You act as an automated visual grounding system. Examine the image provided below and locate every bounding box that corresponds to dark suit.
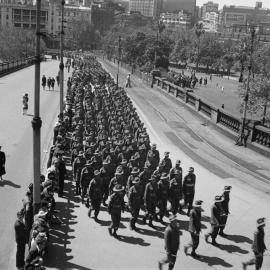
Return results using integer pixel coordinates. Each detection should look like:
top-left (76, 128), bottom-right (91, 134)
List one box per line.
top-left (0, 150), bottom-right (6, 177)
top-left (14, 219), bottom-right (26, 268)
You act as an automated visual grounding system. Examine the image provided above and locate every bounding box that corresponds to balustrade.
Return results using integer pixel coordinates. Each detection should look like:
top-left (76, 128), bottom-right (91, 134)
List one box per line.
top-left (218, 111), bottom-right (240, 133)
top-left (199, 100), bottom-right (212, 118)
top-left (253, 126), bottom-right (270, 148)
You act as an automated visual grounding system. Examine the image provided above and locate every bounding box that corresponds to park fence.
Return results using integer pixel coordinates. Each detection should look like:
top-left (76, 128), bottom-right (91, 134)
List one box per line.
top-left (0, 56), bottom-right (45, 78)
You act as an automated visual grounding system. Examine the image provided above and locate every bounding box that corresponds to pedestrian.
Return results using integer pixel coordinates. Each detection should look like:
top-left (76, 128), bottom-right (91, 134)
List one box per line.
top-left (72, 151), bottom-right (86, 195)
top-left (41, 75), bottom-right (46, 90)
top-left (221, 104), bottom-right (225, 109)
top-left (219, 186), bottom-right (232, 237)
top-left (221, 86), bottom-right (224, 92)
top-left (158, 215), bottom-right (180, 270)
top-left (47, 77), bottom-right (51, 90)
top-left (168, 172), bottom-right (182, 215)
top-left (199, 77), bottom-right (202, 86)
top-left (56, 73), bottom-right (60, 86)
top-left (128, 177), bottom-right (143, 230)
top-left (108, 184), bottom-right (125, 238)
top-left (184, 200), bottom-right (203, 258)
top-left (183, 167), bottom-right (196, 216)
top-left (88, 170), bottom-right (103, 221)
top-left (157, 172), bottom-right (169, 223)
top-left (14, 210), bottom-right (26, 270)
top-left (205, 195), bottom-right (225, 246)
top-left (51, 77), bottom-right (55, 90)
top-left (126, 73), bottom-right (131, 88)
top-left (242, 217), bottom-right (267, 270)
top-left (204, 77), bottom-right (207, 86)
top-left (22, 93), bottom-right (29, 115)
top-left (0, 145), bottom-right (6, 182)
top-left (210, 74), bottom-right (212, 81)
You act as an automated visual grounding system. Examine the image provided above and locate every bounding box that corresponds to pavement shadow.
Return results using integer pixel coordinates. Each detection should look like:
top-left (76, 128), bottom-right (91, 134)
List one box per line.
top-left (226, 234), bottom-right (253, 244)
top-left (201, 215), bottom-right (210, 223)
top-left (217, 243), bottom-right (249, 254)
top-left (194, 254), bottom-right (233, 267)
top-left (65, 261), bottom-right (94, 270)
top-left (117, 234), bottom-right (150, 246)
top-left (136, 227), bottom-right (164, 239)
top-left (179, 220), bottom-right (189, 231)
top-left (0, 179), bottom-right (21, 188)
top-left (43, 167), bottom-right (79, 269)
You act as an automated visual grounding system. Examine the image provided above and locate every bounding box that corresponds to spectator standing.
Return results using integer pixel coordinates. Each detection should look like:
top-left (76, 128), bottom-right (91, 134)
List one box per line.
top-left (14, 210), bottom-right (26, 270)
top-left (0, 145), bottom-right (6, 182)
top-left (41, 75), bottom-right (46, 90)
top-left (22, 93), bottom-right (29, 115)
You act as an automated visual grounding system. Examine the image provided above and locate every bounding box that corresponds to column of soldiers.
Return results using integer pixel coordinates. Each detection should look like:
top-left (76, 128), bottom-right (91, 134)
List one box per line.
top-left (64, 54), bottom-right (266, 270)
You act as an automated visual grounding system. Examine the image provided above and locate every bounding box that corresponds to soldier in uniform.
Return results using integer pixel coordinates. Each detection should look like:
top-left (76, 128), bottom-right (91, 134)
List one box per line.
top-left (88, 170), bottom-right (103, 221)
top-left (160, 152), bottom-right (172, 174)
top-left (205, 195), bottom-right (225, 246)
top-left (147, 144), bottom-right (160, 173)
top-left (169, 160), bottom-right (182, 186)
top-left (128, 177), bottom-right (144, 230)
top-left (109, 166), bottom-right (124, 195)
top-left (72, 151), bottom-right (86, 195)
top-left (158, 215), bottom-right (180, 270)
top-left (126, 167), bottom-right (140, 194)
top-left (219, 186), bottom-right (232, 237)
top-left (100, 158), bottom-right (111, 206)
top-left (143, 176), bottom-right (158, 226)
top-left (108, 184), bottom-right (125, 238)
top-left (168, 175), bottom-right (182, 215)
top-left (183, 167), bottom-right (196, 216)
top-left (157, 172), bottom-right (170, 223)
top-left (242, 218), bottom-right (267, 270)
top-left (184, 200), bottom-right (203, 258)
top-left (80, 161), bottom-right (93, 204)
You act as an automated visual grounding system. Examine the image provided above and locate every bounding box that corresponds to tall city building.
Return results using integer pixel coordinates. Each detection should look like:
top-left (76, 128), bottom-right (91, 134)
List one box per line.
top-left (201, 1), bottom-right (218, 18)
top-left (128, 0), bottom-right (162, 18)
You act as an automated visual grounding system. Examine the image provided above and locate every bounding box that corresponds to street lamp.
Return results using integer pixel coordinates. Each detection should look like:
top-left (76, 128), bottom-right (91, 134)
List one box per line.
top-left (154, 20), bottom-right (165, 69)
top-left (239, 26), bottom-right (256, 144)
top-left (32, 0), bottom-right (42, 214)
top-left (59, 0), bottom-right (65, 117)
top-left (194, 22), bottom-right (205, 71)
top-left (116, 35), bottom-right (121, 89)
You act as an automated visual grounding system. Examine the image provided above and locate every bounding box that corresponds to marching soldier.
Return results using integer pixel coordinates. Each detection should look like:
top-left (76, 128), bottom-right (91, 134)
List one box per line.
top-left (128, 177), bottom-right (144, 230)
top-left (100, 158), bottom-right (111, 206)
top-left (183, 167), bottom-right (196, 216)
top-left (219, 186), bottom-right (232, 237)
top-left (169, 160), bottom-right (182, 186)
top-left (158, 215), bottom-right (180, 270)
top-left (184, 200), bottom-right (203, 258)
top-left (205, 195), bottom-right (225, 246)
top-left (109, 166), bottom-right (124, 195)
top-left (242, 218), bottom-right (267, 270)
top-left (143, 176), bottom-right (158, 226)
top-left (168, 175), bottom-right (182, 215)
top-left (126, 167), bottom-right (140, 194)
top-left (80, 161), bottom-right (93, 204)
top-left (147, 144), bottom-right (160, 173)
top-left (88, 170), bottom-right (103, 221)
top-left (157, 173), bottom-right (170, 223)
top-left (73, 151), bottom-right (86, 195)
top-left (108, 185), bottom-right (125, 238)
top-left (139, 162), bottom-right (151, 192)
top-left (160, 152), bottom-right (172, 174)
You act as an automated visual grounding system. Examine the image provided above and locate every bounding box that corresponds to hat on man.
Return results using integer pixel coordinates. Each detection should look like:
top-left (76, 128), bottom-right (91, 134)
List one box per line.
top-left (94, 170), bottom-right (100, 176)
top-left (176, 160), bottom-right (181, 165)
top-left (37, 209), bottom-right (48, 218)
top-left (78, 151), bottom-right (84, 157)
top-left (194, 200), bottom-right (203, 207)
top-left (152, 144), bottom-right (157, 149)
top-left (214, 195), bottom-right (224, 202)
top-left (121, 159), bottom-right (127, 165)
top-left (115, 166), bottom-right (123, 175)
top-left (189, 167), bottom-right (194, 173)
top-left (160, 172), bottom-right (169, 180)
top-left (168, 214), bottom-right (177, 223)
top-left (132, 177), bottom-right (140, 184)
top-left (113, 184), bottom-right (124, 192)
top-left (257, 217), bottom-right (266, 227)
top-left (131, 167), bottom-right (140, 175)
top-left (224, 186), bottom-right (232, 192)
top-left (165, 152), bottom-right (170, 157)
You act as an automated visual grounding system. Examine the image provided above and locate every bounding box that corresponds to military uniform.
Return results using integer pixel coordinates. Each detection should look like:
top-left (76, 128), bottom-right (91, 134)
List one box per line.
top-left (128, 180), bottom-right (144, 230)
top-left (183, 168), bottom-right (196, 216)
top-left (157, 173), bottom-right (170, 222)
top-left (219, 186), bottom-right (231, 236)
top-left (169, 178), bottom-right (182, 215)
top-left (80, 164), bottom-right (93, 203)
top-left (73, 153), bottom-right (86, 194)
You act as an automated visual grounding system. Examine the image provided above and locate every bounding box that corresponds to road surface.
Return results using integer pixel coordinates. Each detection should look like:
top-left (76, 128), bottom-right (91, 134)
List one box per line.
top-left (0, 58), bottom-right (71, 269)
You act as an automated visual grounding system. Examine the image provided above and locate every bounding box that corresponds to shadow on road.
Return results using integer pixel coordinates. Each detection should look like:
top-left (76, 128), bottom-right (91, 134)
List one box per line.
top-left (217, 243), bottom-right (249, 254)
top-left (0, 179), bottom-right (21, 188)
top-left (117, 234), bottom-right (150, 246)
top-left (136, 227), bottom-right (164, 239)
top-left (194, 254), bottom-right (233, 267)
top-left (226, 234), bottom-right (253, 244)
top-left (43, 166), bottom-right (79, 269)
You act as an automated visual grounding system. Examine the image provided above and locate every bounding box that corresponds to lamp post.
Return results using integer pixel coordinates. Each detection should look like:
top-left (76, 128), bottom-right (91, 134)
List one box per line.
top-left (194, 22), bottom-right (205, 72)
top-left (116, 35), bottom-right (121, 89)
top-left (32, 0), bottom-right (42, 214)
top-left (239, 26), bottom-right (256, 144)
top-left (154, 20), bottom-right (165, 69)
top-left (59, 0), bottom-right (65, 118)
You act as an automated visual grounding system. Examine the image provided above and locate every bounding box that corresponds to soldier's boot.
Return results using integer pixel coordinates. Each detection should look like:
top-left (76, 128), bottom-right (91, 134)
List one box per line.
top-left (108, 227), bottom-right (113, 236)
top-left (204, 234), bottom-right (210, 243)
top-left (211, 238), bottom-right (219, 247)
top-left (142, 216), bottom-right (147, 225)
top-left (81, 195), bottom-right (84, 204)
top-left (88, 208), bottom-right (92, 218)
top-left (94, 210), bottom-right (99, 221)
top-left (191, 249), bottom-right (200, 258)
top-left (242, 262), bottom-right (247, 270)
top-left (113, 229), bottom-right (118, 238)
top-left (219, 228), bottom-right (227, 237)
top-left (183, 245), bottom-right (189, 255)
top-left (149, 217), bottom-right (153, 227)
top-left (129, 220), bottom-right (134, 231)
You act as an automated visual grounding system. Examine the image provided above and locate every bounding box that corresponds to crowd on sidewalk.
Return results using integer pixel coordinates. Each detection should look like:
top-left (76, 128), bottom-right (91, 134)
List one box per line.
top-left (12, 53), bottom-right (267, 270)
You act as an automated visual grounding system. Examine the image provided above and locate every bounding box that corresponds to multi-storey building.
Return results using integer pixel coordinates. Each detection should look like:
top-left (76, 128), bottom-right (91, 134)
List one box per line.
top-left (201, 11), bottom-right (219, 32)
top-left (128, 0), bottom-right (162, 18)
top-left (201, 1), bottom-right (218, 19)
top-left (160, 11), bottom-right (191, 30)
top-left (162, 0), bottom-right (196, 18)
top-left (0, 0), bottom-right (48, 30)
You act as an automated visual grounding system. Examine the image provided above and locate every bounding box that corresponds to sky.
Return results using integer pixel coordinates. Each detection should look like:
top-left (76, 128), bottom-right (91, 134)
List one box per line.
top-left (196, 0), bottom-right (270, 9)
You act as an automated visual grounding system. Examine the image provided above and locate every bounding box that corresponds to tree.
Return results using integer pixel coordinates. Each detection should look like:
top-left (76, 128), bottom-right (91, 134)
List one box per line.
top-left (194, 22), bottom-right (205, 70)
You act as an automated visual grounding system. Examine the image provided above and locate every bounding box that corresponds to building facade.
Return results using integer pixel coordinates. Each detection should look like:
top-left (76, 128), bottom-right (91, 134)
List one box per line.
top-left (160, 11), bottom-right (191, 30)
top-left (201, 1), bottom-right (218, 19)
top-left (128, 0), bottom-right (162, 18)
top-left (162, 0), bottom-right (196, 17)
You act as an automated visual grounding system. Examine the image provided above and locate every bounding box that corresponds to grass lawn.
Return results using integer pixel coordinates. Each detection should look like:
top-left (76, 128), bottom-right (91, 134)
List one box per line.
top-left (170, 67), bottom-right (262, 120)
